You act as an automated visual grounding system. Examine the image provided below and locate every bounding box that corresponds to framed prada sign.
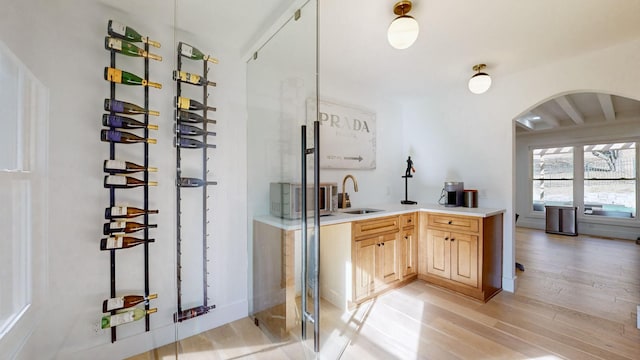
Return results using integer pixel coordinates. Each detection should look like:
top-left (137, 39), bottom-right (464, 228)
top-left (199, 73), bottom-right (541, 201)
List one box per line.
top-left (307, 99), bottom-right (376, 169)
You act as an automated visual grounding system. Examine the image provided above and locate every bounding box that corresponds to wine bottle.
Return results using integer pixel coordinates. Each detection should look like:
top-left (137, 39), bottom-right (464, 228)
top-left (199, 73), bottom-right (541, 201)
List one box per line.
top-left (102, 114), bottom-right (159, 130)
top-left (177, 110), bottom-right (216, 125)
top-left (172, 70), bottom-right (216, 87)
top-left (176, 137), bottom-right (216, 149)
top-left (104, 67), bottom-right (162, 89)
top-left (104, 37), bottom-right (162, 61)
top-left (179, 42), bottom-right (218, 64)
top-left (107, 20), bottom-right (160, 48)
top-left (175, 124), bottom-right (216, 137)
top-left (104, 99), bottom-right (160, 116)
top-left (100, 235), bottom-right (155, 251)
top-left (103, 160), bottom-right (157, 174)
top-left (176, 96), bottom-right (216, 112)
top-left (104, 175), bottom-right (158, 189)
top-left (101, 129), bottom-right (157, 144)
top-left (103, 221), bottom-right (158, 235)
top-left (101, 307), bottom-right (157, 329)
top-left (177, 177), bottom-right (217, 187)
top-left (102, 294), bottom-right (158, 313)
top-left (105, 206), bottom-right (158, 220)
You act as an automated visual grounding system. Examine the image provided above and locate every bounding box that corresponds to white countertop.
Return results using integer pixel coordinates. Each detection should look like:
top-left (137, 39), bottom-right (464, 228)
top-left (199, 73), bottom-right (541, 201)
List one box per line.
top-left (253, 203), bottom-right (505, 231)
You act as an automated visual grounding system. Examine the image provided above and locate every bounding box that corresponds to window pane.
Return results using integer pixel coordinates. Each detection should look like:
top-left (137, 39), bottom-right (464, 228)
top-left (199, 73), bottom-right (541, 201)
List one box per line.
top-left (583, 143), bottom-right (636, 218)
top-left (533, 147), bottom-right (573, 179)
top-left (532, 147), bottom-right (573, 211)
top-left (533, 179), bottom-right (573, 211)
top-left (0, 178), bottom-right (30, 335)
top-left (0, 44), bottom-right (20, 171)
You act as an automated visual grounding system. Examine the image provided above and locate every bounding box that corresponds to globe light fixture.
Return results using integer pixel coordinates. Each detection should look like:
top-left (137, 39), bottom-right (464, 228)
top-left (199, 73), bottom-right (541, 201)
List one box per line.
top-left (468, 64), bottom-right (492, 94)
top-left (387, 1), bottom-right (419, 50)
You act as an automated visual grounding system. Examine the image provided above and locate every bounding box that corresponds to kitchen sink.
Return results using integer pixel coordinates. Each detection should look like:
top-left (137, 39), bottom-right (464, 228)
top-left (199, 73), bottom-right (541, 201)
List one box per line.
top-left (341, 208), bottom-right (384, 215)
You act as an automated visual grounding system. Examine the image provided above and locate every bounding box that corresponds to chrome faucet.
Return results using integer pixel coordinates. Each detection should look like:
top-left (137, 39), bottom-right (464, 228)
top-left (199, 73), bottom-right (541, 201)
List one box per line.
top-left (340, 174), bottom-right (358, 208)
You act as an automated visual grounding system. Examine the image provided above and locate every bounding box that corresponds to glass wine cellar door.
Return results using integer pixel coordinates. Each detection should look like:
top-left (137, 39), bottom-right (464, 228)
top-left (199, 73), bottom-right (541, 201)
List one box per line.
top-left (247, 1), bottom-right (348, 358)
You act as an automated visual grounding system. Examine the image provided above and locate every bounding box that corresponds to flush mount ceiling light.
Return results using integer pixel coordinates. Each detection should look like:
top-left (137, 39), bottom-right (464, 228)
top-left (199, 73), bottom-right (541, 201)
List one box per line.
top-left (387, 1), bottom-right (419, 50)
top-left (468, 64), bottom-right (492, 94)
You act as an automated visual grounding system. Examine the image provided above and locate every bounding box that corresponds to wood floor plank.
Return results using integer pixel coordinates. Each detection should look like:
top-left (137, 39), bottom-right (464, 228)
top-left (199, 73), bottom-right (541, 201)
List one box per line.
top-left (128, 228), bottom-right (640, 360)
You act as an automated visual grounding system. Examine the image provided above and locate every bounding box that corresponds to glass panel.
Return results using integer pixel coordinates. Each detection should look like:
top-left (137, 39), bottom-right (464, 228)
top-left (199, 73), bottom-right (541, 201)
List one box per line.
top-left (532, 147), bottom-right (574, 211)
top-left (0, 178), bottom-right (30, 338)
top-left (532, 180), bottom-right (573, 209)
top-left (583, 143), bottom-right (636, 218)
top-left (0, 44), bottom-right (20, 171)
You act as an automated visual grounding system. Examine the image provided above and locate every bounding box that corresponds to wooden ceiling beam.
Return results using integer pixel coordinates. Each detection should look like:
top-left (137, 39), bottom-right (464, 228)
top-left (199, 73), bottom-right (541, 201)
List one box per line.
top-left (597, 93), bottom-right (616, 122)
top-left (516, 119), bottom-right (534, 131)
top-left (554, 96), bottom-right (584, 124)
top-left (531, 109), bottom-right (559, 127)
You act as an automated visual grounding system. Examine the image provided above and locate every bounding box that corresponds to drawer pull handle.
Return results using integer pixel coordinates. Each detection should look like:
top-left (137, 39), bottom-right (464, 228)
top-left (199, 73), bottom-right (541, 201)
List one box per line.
top-left (445, 237), bottom-right (449, 241)
top-left (407, 219), bottom-right (412, 223)
top-left (404, 236), bottom-right (409, 240)
top-left (448, 220), bottom-right (452, 224)
top-left (451, 238), bottom-right (455, 242)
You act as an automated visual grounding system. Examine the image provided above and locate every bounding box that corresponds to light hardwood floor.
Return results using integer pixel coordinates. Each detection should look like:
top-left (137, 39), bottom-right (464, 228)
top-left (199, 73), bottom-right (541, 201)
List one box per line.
top-left (128, 227), bottom-right (640, 359)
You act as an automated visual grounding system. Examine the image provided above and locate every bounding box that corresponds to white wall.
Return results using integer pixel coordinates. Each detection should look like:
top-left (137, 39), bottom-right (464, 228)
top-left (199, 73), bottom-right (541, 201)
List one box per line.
top-left (0, 1), bottom-right (248, 359)
top-left (515, 120), bottom-right (640, 239)
top-left (402, 38), bottom-right (640, 292)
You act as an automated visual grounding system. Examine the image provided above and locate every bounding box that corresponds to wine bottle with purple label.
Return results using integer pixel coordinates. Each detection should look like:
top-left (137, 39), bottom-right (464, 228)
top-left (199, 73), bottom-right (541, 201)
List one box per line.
top-left (101, 129), bottom-right (157, 144)
top-left (103, 114), bottom-right (158, 130)
top-left (104, 99), bottom-right (159, 116)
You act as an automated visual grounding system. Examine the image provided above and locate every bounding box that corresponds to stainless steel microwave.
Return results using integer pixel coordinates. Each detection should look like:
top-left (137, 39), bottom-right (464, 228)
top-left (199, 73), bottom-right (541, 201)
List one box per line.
top-left (270, 182), bottom-right (338, 219)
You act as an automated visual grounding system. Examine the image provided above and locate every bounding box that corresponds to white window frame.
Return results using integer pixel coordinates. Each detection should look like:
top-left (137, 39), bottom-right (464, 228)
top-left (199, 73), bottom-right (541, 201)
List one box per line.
top-left (0, 40), bottom-right (48, 356)
top-left (529, 140), bottom-right (639, 225)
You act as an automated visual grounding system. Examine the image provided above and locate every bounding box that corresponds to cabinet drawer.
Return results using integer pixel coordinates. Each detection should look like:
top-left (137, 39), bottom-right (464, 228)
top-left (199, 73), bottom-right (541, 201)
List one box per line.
top-left (400, 213), bottom-right (416, 228)
top-left (428, 214), bottom-right (479, 233)
top-left (353, 216), bottom-right (399, 239)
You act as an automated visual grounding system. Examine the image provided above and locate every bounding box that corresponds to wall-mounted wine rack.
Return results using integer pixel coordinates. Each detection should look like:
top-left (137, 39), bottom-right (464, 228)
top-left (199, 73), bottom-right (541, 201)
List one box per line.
top-left (173, 42), bottom-right (218, 322)
top-left (100, 20), bottom-right (160, 342)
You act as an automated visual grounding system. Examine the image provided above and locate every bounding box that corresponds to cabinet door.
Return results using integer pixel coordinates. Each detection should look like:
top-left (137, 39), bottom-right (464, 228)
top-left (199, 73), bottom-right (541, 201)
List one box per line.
top-left (377, 233), bottom-right (400, 288)
top-left (450, 232), bottom-right (478, 287)
top-left (401, 229), bottom-right (417, 278)
top-left (354, 237), bottom-right (377, 301)
top-left (426, 229), bottom-right (450, 279)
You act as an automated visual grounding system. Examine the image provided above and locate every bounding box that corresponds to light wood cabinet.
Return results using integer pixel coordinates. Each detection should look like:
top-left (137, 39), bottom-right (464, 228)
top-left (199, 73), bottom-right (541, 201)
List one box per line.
top-left (400, 213), bottom-right (418, 278)
top-left (353, 230), bottom-right (400, 301)
top-left (419, 212), bottom-right (502, 302)
top-left (352, 213), bottom-right (416, 305)
top-left (425, 229), bottom-right (478, 287)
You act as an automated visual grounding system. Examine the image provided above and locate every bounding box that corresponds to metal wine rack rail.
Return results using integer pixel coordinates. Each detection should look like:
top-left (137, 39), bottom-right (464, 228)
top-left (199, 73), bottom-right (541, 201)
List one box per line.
top-left (102, 22), bottom-right (157, 343)
top-left (174, 42), bottom-right (217, 322)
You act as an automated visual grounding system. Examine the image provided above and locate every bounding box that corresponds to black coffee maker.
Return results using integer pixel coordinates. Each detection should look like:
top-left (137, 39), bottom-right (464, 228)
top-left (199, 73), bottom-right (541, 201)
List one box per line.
top-left (439, 181), bottom-right (464, 207)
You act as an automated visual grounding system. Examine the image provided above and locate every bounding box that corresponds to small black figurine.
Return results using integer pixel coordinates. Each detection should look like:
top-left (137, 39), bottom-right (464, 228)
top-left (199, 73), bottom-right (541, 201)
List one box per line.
top-left (401, 156), bottom-right (417, 205)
